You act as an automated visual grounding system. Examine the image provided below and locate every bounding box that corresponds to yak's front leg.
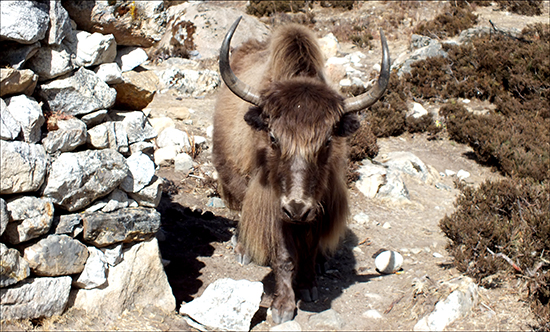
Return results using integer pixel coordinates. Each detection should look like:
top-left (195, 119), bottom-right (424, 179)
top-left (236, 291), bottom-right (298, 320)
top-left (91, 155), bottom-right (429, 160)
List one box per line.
top-left (295, 225), bottom-right (320, 303)
top-left (271, 223), bottom-right (298, 324)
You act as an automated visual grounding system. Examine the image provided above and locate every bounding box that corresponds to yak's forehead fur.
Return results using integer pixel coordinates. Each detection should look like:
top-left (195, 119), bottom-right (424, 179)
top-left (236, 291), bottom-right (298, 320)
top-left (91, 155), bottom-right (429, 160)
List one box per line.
top-left (261, 77), bottom-right (345, 160)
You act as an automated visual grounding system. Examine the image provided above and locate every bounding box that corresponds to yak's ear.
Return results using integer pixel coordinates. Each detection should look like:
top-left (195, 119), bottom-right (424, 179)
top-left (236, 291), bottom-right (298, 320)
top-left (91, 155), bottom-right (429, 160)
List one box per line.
top-left (244, 106), bottom-right (268, 131)
top-left (335, 113), bottom-right (360, 137)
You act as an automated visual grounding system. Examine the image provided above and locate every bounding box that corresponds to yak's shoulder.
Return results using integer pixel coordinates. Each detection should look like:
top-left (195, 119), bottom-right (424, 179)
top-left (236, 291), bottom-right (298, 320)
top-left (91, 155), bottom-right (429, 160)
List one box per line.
top-left (230, 39), bottom-right (269, 73)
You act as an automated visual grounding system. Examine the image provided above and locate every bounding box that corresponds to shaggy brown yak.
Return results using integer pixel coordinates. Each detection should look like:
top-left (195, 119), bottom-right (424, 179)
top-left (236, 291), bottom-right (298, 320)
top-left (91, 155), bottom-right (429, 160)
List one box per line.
top-left (213, 17), bottom-right (390, 323)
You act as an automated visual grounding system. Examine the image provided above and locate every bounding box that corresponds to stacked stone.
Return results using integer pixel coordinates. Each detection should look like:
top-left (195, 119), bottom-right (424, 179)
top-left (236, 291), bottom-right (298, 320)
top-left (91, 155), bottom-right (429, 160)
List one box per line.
top-left (0, 0), bottom-right (174, 321)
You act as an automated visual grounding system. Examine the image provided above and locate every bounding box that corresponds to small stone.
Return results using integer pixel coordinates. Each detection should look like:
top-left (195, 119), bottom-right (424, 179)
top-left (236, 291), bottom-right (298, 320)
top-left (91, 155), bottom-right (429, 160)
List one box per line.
top-left (382, 222), bottom-right (391, 229)
top-left (445, 169), bottom-right (456, 177)
top-left (433, 252), bottom-right (444, 258)
top-left (3, 196), bottom-right (54, 244)
top-left (73, 246), bottom-right (107, 289)
top-left (309, 309), bottom-right (344, 330)
top-left (120, 152), bottom-right (155, 193)
top-left (362, 309), bottom-right (383, 319)
top-left (128, 176), bottom-right (163, 208)
top-left (374, 250), bottom-right (403, 274)
top-left (94, 62), bottom-right (123, 84)
top-left (207, 197), bottom-right (225, 208)
top-left (174, 153), bottom-right (194, 173)
top-left (457, 170), bottom-right (470, 180)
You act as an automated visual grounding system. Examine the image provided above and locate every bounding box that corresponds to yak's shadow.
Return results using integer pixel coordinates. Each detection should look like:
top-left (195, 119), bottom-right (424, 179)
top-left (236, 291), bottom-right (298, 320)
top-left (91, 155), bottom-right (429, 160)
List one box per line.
top-left (156, 194), bottom-right (234, 305)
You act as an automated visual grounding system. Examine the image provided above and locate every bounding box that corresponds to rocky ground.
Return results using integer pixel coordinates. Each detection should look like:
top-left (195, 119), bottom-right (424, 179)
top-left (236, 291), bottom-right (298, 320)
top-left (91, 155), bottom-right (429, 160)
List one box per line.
top-left (2, 1), bottom-right (549, 331)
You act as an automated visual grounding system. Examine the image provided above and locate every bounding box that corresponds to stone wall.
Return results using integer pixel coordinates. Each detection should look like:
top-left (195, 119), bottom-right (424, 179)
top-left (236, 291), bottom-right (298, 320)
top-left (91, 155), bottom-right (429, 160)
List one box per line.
top-left (0, 0), bottom-right (175, 320)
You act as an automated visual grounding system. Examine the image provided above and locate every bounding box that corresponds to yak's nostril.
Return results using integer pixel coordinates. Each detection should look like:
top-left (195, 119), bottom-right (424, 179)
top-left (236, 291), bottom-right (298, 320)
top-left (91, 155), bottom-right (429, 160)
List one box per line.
top-left (282, 206), bottom-right (293, 220)
top-left (282, 200), bottom-right (313, 221)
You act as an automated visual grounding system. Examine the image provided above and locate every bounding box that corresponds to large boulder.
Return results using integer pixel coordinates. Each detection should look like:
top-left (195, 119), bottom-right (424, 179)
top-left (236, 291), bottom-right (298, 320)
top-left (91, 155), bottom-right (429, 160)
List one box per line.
top-left (62, 1), bottom-right (168, 47)
top-left (38, 67), bottom-right (117, 116)
top-left (0, 1), bottom-right (49, 44)
top-left (69, 31), bottom-right (117, 68)
top-left (71, 238), bottom-right (175, 316)
top-left (0, 140), bottom-right (47, 195)
top-left (42, 149), bottom-right (129, 212)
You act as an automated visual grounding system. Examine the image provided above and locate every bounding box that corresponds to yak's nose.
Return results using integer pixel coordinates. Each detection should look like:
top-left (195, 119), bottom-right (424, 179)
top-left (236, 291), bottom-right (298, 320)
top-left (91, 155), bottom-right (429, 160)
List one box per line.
top-left (282, 200), bottom-right (314, 222)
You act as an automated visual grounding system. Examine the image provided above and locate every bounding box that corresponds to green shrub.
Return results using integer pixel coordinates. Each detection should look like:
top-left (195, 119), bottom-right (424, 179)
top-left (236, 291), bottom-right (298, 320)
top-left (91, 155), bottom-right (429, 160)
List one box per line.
top-left (246, 0), bottom-right (310, 17)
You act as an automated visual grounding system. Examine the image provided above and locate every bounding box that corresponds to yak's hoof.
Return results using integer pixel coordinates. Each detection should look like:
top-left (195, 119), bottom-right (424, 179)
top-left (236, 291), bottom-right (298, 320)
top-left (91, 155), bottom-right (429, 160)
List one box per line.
top-left (315, 262), bottom-right (329, 275)
top-left (272, 307), bottom-right (295, 324)
top-left (299, 287), bottom-right (319, 302)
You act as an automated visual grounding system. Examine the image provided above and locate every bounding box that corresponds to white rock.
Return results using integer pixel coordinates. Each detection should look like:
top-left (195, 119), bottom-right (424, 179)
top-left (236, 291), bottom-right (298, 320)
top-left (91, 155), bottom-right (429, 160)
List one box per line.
top-left (73, 246), bottom-right (107, 289)
top-left (86, 121), bottom-right (129, 154)
top-left (154, 146), bottom-right (178, 166)
top-left (116, 47), bottom-right (149, 72)
top-left (270, 320), bottom-right (302, 331)
top-left (42, 117), bottom-right (87, 153)
top-left (5, 94), bottom-right (44, 144)
top-left (382, 222), bottom-right (392, 229)
top-left (94, 62), bottom-right (123, 84)
top-left (128, 176), bottom-right (163, 208)
top-left (372, 63), bottom-right (381, 72)
top-left (414, 277), bottom-right (478, 331)
top-left (120, 152), bottom-right (156, 193)
top-left (445, 169), bottom-right (456, 177)
top-left (174, 153), bottom-right (194, 173)
top-left (411, 102), bottom-right (428, 118)
top-left (457, 170), bottom-right (470, 180)
top-left (206, 125), bottom-right (214, 137)
top-left (80, 109), bottom-right (108, 127)
top-left (149, 116), bottom-right (175, 136)
top-left (0, 98), bottom-right (21, 140)
top-left (156, 127), bottom-right (190, 151)
top-left (319, 33), bottom-right (339, 58)
top-left (3, 196), bottom-right (54, 245)
top-left (72, 31), bottom-right (117, 68)
top-left (0, 1), bottom-right (49, 44)
top-left (353, 212), bottom-right (370, 225)
top-left (362, 309), bottom-right (383, 319)
top-left (26, 44), bottom-right (73, 81)
top-left (374, 251), bottom-right (403, 274)
top-left (180, 278), bottom-right (263, 332)
top-left (309, 309), bottom-right (344, 330)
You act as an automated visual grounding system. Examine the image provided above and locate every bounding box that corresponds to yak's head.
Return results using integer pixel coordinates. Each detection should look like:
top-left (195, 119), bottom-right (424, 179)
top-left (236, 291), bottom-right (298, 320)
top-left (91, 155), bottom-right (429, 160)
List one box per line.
top-left (220, 17), bottom-right (390, 223)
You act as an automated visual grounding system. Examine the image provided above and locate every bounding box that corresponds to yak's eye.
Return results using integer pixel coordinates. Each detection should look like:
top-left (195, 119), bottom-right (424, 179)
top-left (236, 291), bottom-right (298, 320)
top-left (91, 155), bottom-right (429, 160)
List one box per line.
top-left (269, 132), bottom-right (278, 146)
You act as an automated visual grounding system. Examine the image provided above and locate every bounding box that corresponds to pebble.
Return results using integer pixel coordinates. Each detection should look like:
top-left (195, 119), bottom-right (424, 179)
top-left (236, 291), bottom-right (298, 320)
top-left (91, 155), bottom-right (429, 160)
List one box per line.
top-left (433, 252), bottom-right (444, 258)
top-left (207, 197), bottom-right (225, 208)
top-left (382, 222), bottom-right (391, 229)
top-left (445, 169), bottom-right (456, 177)
top-left (353, 212), bottom-right (370, 224)
top-left (374, 250), bottom-right (403, 274)
top-left (457, 169), bottom-right (470, 180)
top-left (362, 309), bottom-right (383, 319)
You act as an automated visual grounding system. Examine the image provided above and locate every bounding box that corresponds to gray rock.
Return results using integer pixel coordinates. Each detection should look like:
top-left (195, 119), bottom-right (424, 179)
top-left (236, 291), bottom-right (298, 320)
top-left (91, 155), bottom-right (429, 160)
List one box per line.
top-left (69, 31), bottom-right (117, 68)
top-left (174, 153), bottom-right (194, 173)
top-left (396, 36), bottom-right (448, 76)
top-left (0, 98), bottom-right (21, 140)
top-left (128, 176), bottom-right (163, 208)
top-left (71, 238), bottom-right (175, 317)
top-left (79, 109), bottom-right (108, 128)
top-left (379, 152), bottom-right (435, 184)
top-left (86, 121), bottom-right (129, 154)
top-left (157, 67), bottom-right (219, 97)
top-left (154, 146), bottom-right (178, 166)
top-left (355, 160), bottom-right (410, 202)
top-left (42, 149), bottom-right (129, 212)
top-left (270, 320), bottom-right (302, 331)
top-left (101, 243), bottom-right (123, 267)
top-left (0, 68), bottom-right (38, 97)
top-left (52, 213), bottom-right (82, 237)
top-left (2, 196), bottom-right (54, 245)
top-left (0, 276), bottom-right (72, 320)
top-left (0, 42), bottom-right (40, 70)
top-left (120, 152), bottom-right (156, 193)
top-left (94, 63), bottom-right (123, 84)
top-left (0, 198), bottom-right (8, 236)
top-left (207, 197), bottom-right (225, 209)
top-left (0, 0), bottom-right (49, 44)
top-left (72, 246), bottom-right (107, 289)
top-left (42, 117), bottom-right (87, 153)
top-left (0, 140), bottom-right (47, 194)
top-left (109, 110), bottom-right (157, 144)
top-left (180, 278), bottom-right (264, 331)
top-left (414, 277), bottom-right (478, 331)
top-left (46, 0), bottom-right (73, 45)
top-left (85, 189), bottom-right (134, 213)
top-left (23, 234), bottom-right (88, 276)
top-left (308, 309), bottom-right (344, 330)
top-left (116, 47), bottom-right (149, 72)
top-left (0, 242), bottom-right (30, 288)
top-left (5, 95), bottom-right (44, 144)
top-left (81, 207), bottom-right (160, 247)
top-left (38, 67), bottom-right (117, 116)
top-left (26, 43), bottom-right (74, 81)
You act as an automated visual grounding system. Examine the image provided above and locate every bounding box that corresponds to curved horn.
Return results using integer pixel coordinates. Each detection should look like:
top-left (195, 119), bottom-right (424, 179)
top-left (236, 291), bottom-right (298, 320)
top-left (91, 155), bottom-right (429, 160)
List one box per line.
top-left (343, 29), bottom-right (390, 113)
top-left (219, 17), bottom-right (261, 106)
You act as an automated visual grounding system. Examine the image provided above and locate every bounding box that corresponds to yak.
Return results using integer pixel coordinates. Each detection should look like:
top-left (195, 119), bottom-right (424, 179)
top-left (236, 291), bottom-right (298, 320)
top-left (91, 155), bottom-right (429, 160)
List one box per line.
top-left (213, 17), bottom-right (390, 324)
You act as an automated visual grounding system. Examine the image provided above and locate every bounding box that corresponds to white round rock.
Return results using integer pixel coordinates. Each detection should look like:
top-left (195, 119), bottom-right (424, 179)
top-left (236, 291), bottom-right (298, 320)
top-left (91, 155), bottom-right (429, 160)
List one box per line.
top-left (375, 250), bottom-right (403, 274)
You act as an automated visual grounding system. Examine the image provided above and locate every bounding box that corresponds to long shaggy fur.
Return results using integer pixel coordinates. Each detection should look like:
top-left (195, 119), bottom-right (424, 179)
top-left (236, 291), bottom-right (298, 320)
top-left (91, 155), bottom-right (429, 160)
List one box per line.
top-left (213, 24), bottom-right (350, 266)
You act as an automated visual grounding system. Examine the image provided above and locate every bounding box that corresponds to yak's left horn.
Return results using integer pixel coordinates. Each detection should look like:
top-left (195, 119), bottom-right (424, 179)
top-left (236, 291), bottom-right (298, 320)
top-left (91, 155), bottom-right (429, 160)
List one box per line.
top-left (219, 16), bottom-right (261, 106)
top-left (343, 29), bottom-right (390, 113)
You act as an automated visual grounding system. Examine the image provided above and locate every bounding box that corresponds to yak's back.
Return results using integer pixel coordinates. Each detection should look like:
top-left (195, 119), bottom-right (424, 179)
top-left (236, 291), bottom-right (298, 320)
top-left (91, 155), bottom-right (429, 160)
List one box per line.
top-left (267, 24), bottom-right (326, 82)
